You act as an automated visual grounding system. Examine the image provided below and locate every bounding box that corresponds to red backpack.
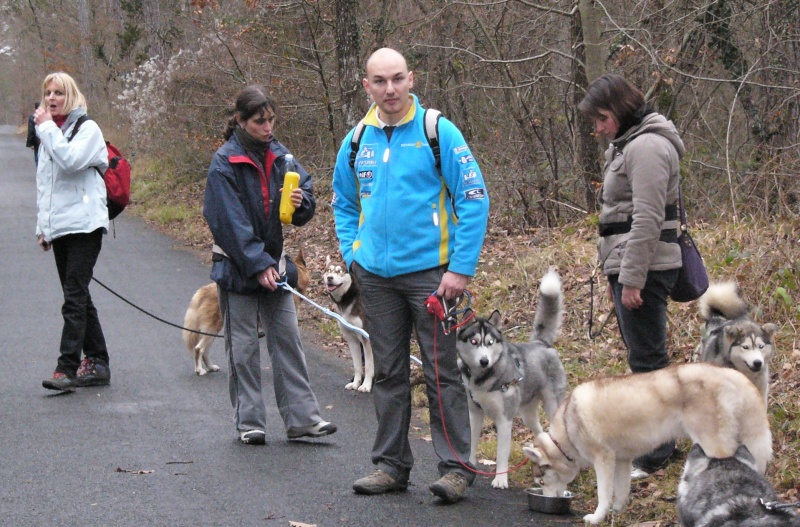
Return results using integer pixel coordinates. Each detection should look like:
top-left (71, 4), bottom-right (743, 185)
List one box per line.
top-left (68, 115), bottom-right (131, 219)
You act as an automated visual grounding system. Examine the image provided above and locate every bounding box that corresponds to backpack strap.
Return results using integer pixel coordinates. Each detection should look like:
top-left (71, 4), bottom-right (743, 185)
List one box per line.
top-left (349, 109), bottom-right (442, 172)
top-left (67, 115), bottom-right (91, 142)
top-left (423, 108), bottom-right (442, 173)
top-left (349, 119), bottom-right (367, 169)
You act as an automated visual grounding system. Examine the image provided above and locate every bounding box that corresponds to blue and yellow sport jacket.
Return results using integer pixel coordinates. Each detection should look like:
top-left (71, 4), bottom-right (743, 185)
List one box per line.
top-left (332, 95), bottom-right (489, 278)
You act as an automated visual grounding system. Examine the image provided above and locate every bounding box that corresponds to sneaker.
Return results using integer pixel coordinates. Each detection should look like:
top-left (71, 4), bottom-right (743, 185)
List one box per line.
top-left (630, 467), bottom-right (651, 480)
top-left (429, 472), bottom-right (468, 503)
top-left (42, 371), bottom-right (77, 392)
top-left (239, 429), bottom-right (266, 445)
top-left (353, 470), bottom-right (409, 495)
top-left (76, 358), bottom-right (111, 387)
top-left (287, 420), bottom-right (337, 439)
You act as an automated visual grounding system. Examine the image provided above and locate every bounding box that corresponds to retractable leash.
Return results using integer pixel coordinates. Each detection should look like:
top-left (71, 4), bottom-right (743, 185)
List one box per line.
top-left (277, 278), bottom-right (369, 340)
top-left (424, 291), bottom-right (531, 477)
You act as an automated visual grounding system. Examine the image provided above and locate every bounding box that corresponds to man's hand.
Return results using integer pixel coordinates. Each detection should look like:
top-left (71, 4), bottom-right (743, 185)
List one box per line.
top-left (437, 271), bottom-right (469, 300)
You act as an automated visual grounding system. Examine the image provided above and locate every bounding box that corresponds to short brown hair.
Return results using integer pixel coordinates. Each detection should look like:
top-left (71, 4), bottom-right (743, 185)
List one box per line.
top-left (578, 74), bottom-right (646, 134)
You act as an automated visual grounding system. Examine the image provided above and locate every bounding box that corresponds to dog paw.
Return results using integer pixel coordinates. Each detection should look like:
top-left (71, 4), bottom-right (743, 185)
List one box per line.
top-left (196, 368), bottom-right (207, 376)
top-left (345, 381), bottom-right (360, 390)
top-left (491, 475), bottom-right (509, 489)
top-left (209, 364), bottom-right (220, 372)
top-left (583, 513), bottom-right (605, 525)
top-left (357, 381), bottom-right (372, 393)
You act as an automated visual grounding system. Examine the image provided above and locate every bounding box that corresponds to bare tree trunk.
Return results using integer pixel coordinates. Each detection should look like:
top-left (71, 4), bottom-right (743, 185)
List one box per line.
top-left (334, 0), bottom-right (362, 131)
top-left (26, 0), bottom-right (49, 71)
top-left (78, 0), bottom-right (92, 86)
top-left (574, 0), bottom-right (602, 212)
top-left (578, 0), bottom-right (604, 83)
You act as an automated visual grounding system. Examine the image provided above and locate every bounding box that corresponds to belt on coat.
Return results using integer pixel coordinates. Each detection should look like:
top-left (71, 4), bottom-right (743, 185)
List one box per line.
top-left (598, 204), bottom-right (678, 243)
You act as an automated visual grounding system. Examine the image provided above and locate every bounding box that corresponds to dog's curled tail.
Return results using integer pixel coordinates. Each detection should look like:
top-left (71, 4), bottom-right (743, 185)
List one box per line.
top-left (531, 268), bottom-right (563, 347)
top-left (698, 281), bottom-right (749, 321)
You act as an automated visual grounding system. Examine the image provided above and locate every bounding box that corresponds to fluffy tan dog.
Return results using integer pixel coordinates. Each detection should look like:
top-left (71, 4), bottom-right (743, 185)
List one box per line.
top-left (182, 249), bottom-right (310, 375)
top-left (522, 363), bottom-right (772, 525)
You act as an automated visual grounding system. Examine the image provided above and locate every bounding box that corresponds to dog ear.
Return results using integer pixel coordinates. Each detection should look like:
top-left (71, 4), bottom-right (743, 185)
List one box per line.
top-left (723, 324), bottom-right (744, 342)
top-left (325, 255), bottom-right (331, 267)
top-left (488, 309), bottom-right (503, 330)
top-left (761, 323), bottom-right (778, 341)
top-left (522, 444), bottom-right (549, 466)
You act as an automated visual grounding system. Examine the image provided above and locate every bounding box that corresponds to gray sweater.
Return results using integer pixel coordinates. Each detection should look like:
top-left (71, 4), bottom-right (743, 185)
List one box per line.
top-left (598, 113), bottom-right (685, 289)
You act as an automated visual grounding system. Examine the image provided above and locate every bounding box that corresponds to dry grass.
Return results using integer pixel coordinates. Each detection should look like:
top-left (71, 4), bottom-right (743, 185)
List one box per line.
top-left (135, 161), bottom-right (800, 525)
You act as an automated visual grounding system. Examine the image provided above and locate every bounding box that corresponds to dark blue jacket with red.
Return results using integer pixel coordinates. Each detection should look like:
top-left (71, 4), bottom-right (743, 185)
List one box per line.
top-left (203, 133), bottom-right (315, 294)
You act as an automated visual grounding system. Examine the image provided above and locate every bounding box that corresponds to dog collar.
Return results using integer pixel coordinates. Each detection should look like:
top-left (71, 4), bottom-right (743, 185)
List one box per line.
top-left (549, 434), bottom-right (575, 463)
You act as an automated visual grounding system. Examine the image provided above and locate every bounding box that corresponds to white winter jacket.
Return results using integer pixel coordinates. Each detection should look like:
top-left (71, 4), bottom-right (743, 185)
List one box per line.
top-left (35, 107), bottom-right (109, 242)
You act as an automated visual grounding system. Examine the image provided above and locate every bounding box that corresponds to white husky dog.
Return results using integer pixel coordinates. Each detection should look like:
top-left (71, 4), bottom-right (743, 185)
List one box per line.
top-left (323, 257), bottom-right (374, 392)
top-left (456, 269), bottom-right (567, 489)
top-left (522, 363), bottom-right (772, 524)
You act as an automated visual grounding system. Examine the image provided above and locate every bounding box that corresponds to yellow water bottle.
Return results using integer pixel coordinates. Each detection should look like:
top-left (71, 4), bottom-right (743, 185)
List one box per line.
top-left (279, 154), bottom-right (300, 224)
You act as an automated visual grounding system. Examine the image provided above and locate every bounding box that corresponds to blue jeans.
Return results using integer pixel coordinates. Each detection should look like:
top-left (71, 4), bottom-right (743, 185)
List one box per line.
top-left (609, 269), bottom-right (679, 471)
top-left (51, 229), bottom-right (108, 375)
top-left (353, 263), bottom-right (475, 483)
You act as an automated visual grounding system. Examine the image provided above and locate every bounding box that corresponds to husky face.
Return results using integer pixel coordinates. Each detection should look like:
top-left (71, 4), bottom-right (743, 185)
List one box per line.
top-left (323, 256), bottom-right (353, 302)
top-left (523, 435), bottom-right (578, 498)
top-left (455, 310), bottom-right (506, 374)
top-left (725, 323), bottom-right (776, 373)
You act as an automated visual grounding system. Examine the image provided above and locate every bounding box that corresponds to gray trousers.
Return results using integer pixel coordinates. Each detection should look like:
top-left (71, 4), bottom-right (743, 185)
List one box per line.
top-left (353, 263), bottom-right (475, 483)
top-left (219, 287), bottom-right (322, 433)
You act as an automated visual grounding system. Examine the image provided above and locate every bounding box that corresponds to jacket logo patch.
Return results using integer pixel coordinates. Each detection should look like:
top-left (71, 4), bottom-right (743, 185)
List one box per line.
top-left (458, 154), bottom-right (475, 165)
top-left (461, 167), bottom-right (479, 186)
top-left (357, 144), bottom-right (378, 168)
top-left (453, 145), bottom-right (469, 154)
top-left (359, 170), bottom-right (374, 179)
top-left (464, 188), bottom-right (486, 200)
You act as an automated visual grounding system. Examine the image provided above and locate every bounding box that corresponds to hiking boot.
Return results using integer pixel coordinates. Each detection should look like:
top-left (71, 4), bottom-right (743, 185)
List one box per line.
top-left (429, 472), bottom-right (468, 503)
top-left (42, 372), bottom-right (77, 392)
top-left (76, 358), bottom-right (111, 387)
top-left (287, 420), bottom-right (337, 439)
top-left (353, 470), bottom-right (408, 495)
top-left (239, 429), bottom-right (266, 445)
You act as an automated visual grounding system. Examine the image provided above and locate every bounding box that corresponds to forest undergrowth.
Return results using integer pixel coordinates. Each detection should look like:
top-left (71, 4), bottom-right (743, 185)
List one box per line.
top-left (135, 168), bottom-right (799, 526)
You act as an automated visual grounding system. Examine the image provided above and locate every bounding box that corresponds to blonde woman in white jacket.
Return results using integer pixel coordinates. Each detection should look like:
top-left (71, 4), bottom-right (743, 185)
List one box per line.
top-left (35, 72), bottom-right (111, 392)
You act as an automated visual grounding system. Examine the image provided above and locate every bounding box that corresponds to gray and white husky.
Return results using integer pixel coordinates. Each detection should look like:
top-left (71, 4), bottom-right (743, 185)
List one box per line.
top-left (678, 443), bottom-right (800, 527)
top-left (455, 269), bottom-right (567, 489)
top-left (323, 257), bottom-right (374, 393)
top-left (698, 281), bottom-right (778, 404)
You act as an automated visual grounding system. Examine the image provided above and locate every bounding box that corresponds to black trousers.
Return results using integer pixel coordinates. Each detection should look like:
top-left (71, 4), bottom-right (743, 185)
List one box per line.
top-left (609, 269), bottom-right (679, 471)
top-left (51, 229), bottom-right (108, 375)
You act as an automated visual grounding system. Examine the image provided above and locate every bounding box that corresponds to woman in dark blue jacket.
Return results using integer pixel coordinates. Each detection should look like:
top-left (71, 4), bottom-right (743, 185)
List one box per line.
top-left (203, 85), bottom-right (336, 445)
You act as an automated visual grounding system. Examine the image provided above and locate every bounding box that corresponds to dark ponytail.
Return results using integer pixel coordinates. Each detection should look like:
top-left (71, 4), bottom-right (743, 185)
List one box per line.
top-left (223, 85), bottom-right (278, 140)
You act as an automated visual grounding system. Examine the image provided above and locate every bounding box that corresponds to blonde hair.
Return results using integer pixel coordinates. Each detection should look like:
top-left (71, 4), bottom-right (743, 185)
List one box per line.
top-left (40, 72), bottom-right (87, 115)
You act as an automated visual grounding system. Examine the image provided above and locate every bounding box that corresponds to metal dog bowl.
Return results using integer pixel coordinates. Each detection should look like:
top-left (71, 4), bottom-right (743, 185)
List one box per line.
top-left (525, 487), bottom-right (574, 515)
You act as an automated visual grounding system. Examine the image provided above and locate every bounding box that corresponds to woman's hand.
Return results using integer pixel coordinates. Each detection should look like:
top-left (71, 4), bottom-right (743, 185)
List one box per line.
top-left (621, 285), bottom-right (643, 310)
top-left (290, 187), bottom-right (303, 208)
top-left (38, 235), bottom-right (51, 252)
top-left (257, 266), bottom-right (281, 291)
top-left (33, 106), bottom-right (52, 126)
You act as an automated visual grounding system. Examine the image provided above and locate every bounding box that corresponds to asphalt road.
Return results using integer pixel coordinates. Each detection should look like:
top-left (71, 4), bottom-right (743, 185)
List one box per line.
top-left (0, 125), bottom-right (573, 526)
